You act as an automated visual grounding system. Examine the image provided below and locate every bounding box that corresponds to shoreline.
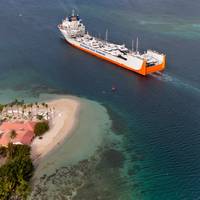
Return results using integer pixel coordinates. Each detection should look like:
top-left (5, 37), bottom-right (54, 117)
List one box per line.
top-left (31, 97), bottom-right (81, 165)
top-left (30, 96), bottom-right (113, 180)
top-left (29, 95), bottom-right (125, 199)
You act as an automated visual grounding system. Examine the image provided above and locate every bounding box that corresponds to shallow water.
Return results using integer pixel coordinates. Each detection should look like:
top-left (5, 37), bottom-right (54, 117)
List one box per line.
top-left (32, 98), bottom-right (112, 175)
top-left (29, 97), bottom-right (127, 199)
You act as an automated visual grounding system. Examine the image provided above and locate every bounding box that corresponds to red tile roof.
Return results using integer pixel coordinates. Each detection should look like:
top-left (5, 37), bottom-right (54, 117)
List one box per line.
top-left (0, 122), bottom-right (36, 146)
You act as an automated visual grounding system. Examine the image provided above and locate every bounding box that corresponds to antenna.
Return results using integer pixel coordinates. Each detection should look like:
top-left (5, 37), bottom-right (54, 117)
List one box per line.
top-left (105, 29), bottom-right (108, 42)
top-left (72, 9), bottom-right (75, 16)
top-left (136, 37), bottom-right (139, 53)
top-left (132, 40), bottom-right (134, 52)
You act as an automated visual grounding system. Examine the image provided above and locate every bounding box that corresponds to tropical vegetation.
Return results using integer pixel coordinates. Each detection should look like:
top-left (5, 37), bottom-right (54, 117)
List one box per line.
top-left (0, 99), bottom-right (54, 199)
top-left (34, 121), bottom-right (49, 136)
top-left (0, 143), bottom-right (34, 200)
top-left (0, 146), bottom-right (7, 158)
top-left (0, 99), bottom-right (53, 122)
top-left (10, 130), bottom-right (17, 139)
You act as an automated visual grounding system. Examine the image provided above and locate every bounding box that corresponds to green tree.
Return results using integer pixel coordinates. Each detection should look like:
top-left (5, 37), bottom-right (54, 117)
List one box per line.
top-left (10, 130), bottom-right (17, 140)
top-left (0, 104), bottom-right (4, 113)
top-left (0, 144), bottom-right (34, 200)
top-left (36, 114), bottom-right (43, 120)
top-left (7, 144), bottom-right (30, 160)
top-left (34, 122), bottom-right (49, 136)
top-left (10, 104), bottom-right (14, 115)
top-left (7, 143), bottom-right (15, 160)
top-left (0, 146), bottom-right (7, 157)
top-left (16, 179), bottom-right (30, 200)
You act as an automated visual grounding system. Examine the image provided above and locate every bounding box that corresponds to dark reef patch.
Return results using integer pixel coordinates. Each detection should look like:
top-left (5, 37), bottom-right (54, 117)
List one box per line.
top-left (98, 148), bottom-right (125, 169)
top-left (106, 106), bottom-right (129, 135)
top-left (30, 145), bottom-right (131, 200)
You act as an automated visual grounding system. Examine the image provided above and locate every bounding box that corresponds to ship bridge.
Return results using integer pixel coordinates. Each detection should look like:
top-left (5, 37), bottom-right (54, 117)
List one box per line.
top-left (59, 10), bottom-right (85, 38)
top-left (68, 9), bottom-right (80, 22)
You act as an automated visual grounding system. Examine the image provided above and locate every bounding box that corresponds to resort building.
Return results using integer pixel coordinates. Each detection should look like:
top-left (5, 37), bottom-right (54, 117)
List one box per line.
top-left (0, 122), bottom-right (36, 147)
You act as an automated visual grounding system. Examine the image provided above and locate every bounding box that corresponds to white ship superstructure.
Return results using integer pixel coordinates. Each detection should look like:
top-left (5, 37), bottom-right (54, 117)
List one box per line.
top-left (58, 11), bottom-right (166, 75)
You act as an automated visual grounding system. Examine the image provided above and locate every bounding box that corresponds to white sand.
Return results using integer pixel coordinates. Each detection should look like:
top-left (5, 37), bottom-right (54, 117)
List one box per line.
top-left (31, 98), bottom-right (80, 164)
top-left (31, 97), bottom-right (113, 179)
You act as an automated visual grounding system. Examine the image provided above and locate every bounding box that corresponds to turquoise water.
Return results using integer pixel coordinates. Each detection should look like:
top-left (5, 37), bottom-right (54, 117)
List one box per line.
top-left (29, 97), bottom-right (128, 199)
top-left (1, 0), bottom-right (200, 199)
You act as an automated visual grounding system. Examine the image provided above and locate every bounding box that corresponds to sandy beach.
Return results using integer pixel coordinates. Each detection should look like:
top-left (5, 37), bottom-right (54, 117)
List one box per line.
top-left (31, 97), bottom-right (80, 164)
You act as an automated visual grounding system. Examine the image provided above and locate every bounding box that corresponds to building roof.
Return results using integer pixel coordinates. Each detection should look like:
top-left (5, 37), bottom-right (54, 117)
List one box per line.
top-left (0, 121), bottom-right (35, 132)
top-left (0, 121), bottom-right (36, 146)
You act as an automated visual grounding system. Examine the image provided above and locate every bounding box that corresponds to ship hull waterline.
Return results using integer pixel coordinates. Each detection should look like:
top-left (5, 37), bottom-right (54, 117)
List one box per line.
top-left (64, 38), bottom-right (166, 76)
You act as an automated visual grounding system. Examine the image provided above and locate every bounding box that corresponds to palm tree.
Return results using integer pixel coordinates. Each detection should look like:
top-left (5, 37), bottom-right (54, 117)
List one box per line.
top-left (3, 104), bottom-right (7, 115)
top-left (34, 102), bottom-right (38, 116)
top-left (10, 130), bottom-right (17, 140)
top-left (45, 104), bottom-right (49, 119)
top-left (22, 104), bottom-right (26, 118)
top-left (18, 100), bottom-right (24, 118)
top-left (10, 103), bottom-right (14, 116)
top-left (42, 102), bottom-right (46, 114)
top-left (22, 109), bottom-right (25, 119)
top-left (45, 103), bottom-right (48, 111)
top-left (30, 103), bottom-right (33, 111)
top-left (2, 104), bottom-right (7, 119)
top-left (46, 112), bottom-right (49, 120)
top-left (28, 111), bottom-right (32, 119)
top-left (0, 104), bottom-right (4, 113)
top-left (16, 100), bottom-right (20, 118)
top-left (27, 103), bottom-right (33, 117)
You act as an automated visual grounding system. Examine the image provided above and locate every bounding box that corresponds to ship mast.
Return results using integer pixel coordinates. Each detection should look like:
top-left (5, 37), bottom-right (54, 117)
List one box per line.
top-left (72, 9), bottom-right (75, 16)
top-left (105, 29), bottom-right (108, 42)
top-left (136, 37), bottom-right (139, 53)
top-left (132, 39), bottom-right (134, 52)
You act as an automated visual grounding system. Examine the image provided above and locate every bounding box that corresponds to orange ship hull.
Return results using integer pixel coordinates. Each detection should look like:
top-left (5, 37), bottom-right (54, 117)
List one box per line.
top-left (66, 40), bottom-right (166, 76)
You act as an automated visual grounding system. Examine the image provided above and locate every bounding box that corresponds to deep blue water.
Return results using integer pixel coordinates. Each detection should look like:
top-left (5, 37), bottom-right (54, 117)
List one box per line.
top-left (0, 0), bottom-right (200, 199)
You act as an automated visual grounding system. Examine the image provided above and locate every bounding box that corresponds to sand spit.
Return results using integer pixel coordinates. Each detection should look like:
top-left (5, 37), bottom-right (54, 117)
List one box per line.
top-left (31, 98), bottom-right (80, 165)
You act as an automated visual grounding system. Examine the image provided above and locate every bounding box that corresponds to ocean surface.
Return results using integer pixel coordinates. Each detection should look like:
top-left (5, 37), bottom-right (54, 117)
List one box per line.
top-left (1, 0), bottom-right (200, 199)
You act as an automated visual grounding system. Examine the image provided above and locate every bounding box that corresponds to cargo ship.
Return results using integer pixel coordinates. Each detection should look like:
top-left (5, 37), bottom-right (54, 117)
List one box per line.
top-left (58, 11), bottom-right (166, 76)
